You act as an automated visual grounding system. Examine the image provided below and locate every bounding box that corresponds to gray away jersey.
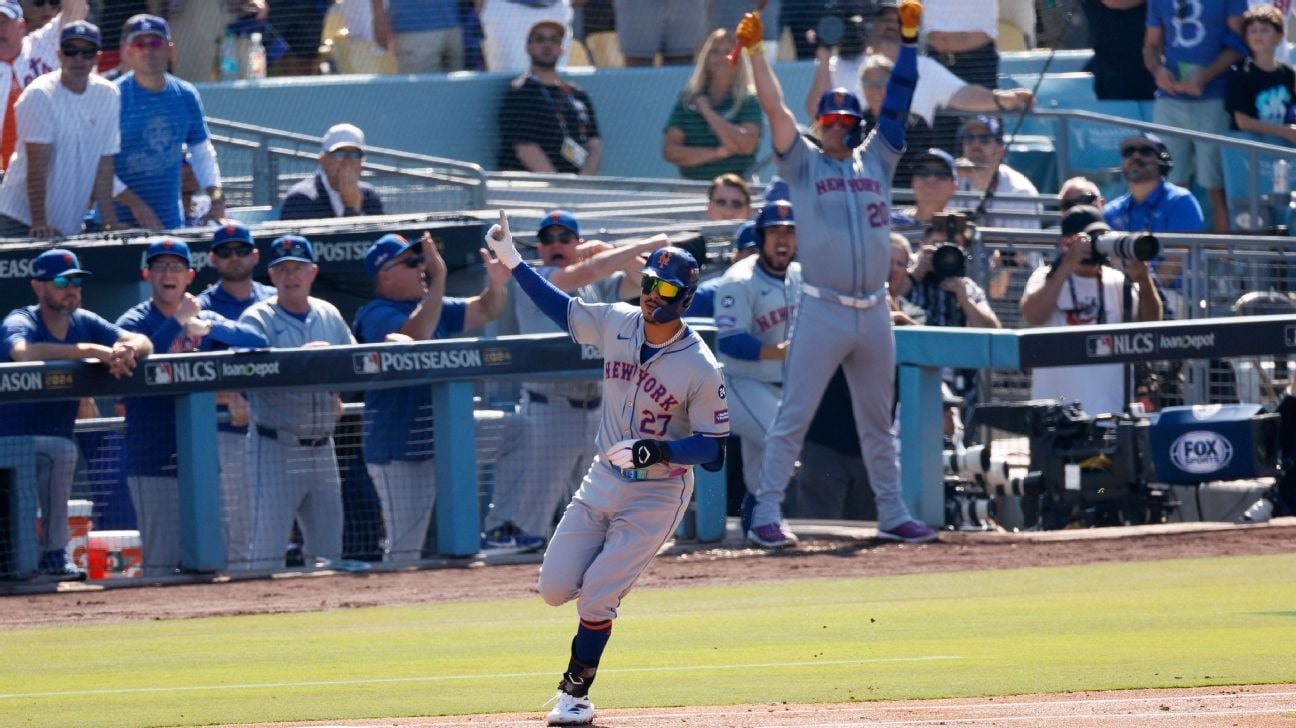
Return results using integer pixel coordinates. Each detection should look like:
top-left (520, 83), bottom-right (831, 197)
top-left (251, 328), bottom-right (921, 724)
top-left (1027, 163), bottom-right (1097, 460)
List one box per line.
top-left (567, 299), bottom-right (729, 479)
top-left (714, 257), bottom-right (802, 383)
top-left (516, 266), bottom-right (624, 401)
top-left (775, 131), bottom-right (900, 295)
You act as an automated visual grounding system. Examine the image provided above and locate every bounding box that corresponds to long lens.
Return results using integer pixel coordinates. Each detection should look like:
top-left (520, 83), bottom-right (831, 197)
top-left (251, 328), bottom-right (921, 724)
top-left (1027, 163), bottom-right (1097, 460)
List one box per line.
top-left (1092, 231), bottom-right (1160, 261)
top-left (930, 243), bottom-right (966, 279)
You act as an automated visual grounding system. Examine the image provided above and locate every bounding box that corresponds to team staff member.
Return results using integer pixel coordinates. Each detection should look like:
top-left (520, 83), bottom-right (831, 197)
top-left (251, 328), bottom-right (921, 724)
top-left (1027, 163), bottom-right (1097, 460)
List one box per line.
top-left (352, 232), bottom-right (511, 564)
top-left (239, 236), bottom-right (356, 571)
top-left (117, 238), bottom-right (266, 577)
top-left (737, 0), bottom-right (938, 548)
top-left (0, 248), bottom-right (150, 579)
top-left (486, 212), bottom-right (728, 727)
top-left (197, 221), bottom-right (275, 570)
top-left (483, 211), bottom-right (662, 552)
top-left (713, 200), bottom-right (801, 545)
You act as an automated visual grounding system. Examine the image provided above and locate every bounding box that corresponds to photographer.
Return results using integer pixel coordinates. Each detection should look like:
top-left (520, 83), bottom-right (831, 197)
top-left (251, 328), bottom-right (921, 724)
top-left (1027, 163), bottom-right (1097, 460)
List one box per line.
top-left (1019, 205), bottom-right (1163, 417)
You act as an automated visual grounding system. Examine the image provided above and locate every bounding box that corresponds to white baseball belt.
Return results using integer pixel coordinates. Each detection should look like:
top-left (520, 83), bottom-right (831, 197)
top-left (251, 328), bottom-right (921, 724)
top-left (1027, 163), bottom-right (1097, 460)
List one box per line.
top-left (801, 283), bottom-right (886, 310)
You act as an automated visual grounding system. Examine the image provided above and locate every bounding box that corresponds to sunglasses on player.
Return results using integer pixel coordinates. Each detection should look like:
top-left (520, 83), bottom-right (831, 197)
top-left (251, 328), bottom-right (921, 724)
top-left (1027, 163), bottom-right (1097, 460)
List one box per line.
top-left (49, 275), bottom-right (84, 289)
top-left (383, 254), bottom-right (426, 272)
top-left (818, 113), bottom-right (860, 129)
top-left (641, 277), bottom-right (683, 300)
top-left (212, 245), bottom-right (254, 259)
top-left (538, 231), bottom-right (577, 245)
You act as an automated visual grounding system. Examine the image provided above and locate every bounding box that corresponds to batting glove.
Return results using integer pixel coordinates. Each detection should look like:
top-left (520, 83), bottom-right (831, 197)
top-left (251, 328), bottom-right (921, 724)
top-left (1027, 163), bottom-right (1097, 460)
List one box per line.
top-left (736, 12), bottom-right (764, 56)
top-left (899, 0), bottom-right (923, 43)
top-left (485, 209), bottom-right (523, 270)
top-left (605, 438), bottom-right (671, 469)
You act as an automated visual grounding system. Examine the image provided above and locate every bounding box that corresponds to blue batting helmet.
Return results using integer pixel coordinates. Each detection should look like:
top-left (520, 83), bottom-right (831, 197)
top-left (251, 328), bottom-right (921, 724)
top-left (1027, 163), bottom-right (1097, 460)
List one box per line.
top-left (815, 87), bottom-right (865, 148)
top-left (640, 246), bottom-right (699, 323)
top-left (754, 200), bottom-right (795, 246)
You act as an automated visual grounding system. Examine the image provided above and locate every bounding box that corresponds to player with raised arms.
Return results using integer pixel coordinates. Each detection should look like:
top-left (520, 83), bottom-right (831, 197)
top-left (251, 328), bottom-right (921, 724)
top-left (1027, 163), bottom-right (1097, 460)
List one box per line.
top-left (737, 0), bottom-right (939, 548)
top-left (485, 211), bottom-right (729, 726)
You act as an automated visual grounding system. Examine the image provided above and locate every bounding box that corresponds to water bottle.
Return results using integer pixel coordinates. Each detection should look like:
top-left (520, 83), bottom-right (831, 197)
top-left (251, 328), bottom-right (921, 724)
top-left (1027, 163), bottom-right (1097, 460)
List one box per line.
top-left (218, 31), bottom-right (238, 82)
top-left (247, 32), bottom-right (266, 80)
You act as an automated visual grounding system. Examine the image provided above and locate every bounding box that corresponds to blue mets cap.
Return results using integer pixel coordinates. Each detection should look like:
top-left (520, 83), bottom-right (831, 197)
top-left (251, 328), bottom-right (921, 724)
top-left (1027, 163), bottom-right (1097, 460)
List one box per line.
top-left (125, 14), bottom-right (170, 45)
top-left (365, 233), bottom-right (417, 277)
top-left (756, 200), bottom-right (795, 229)
top-left (268, 235), bottom-right (315, 266)
top-left (763, 177), bottom-right (790, 203)
top-left (733, 221), bottom-right (757, 251)
top-left (32, 249), bottom-right (90, 280)
top-left (538, 209), bottom-right (579, 238)
top-left (145, 238), bottom-right (192, 267)
top-left (211, 221), bottom-right (253, 248)
top-left (60, 20), bottom-right (101, 47)
top-left (816, 87), bottom-right (863, 118)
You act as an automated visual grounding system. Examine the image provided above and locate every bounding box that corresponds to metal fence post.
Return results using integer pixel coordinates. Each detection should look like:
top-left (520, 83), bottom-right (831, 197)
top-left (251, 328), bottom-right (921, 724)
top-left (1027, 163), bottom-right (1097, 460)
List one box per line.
top-left (433, 381), bottom-right (479, 556)
top-left (251, 134), bottom-right (276, 207)
top-left (175, 392), bottom-right (224, 572)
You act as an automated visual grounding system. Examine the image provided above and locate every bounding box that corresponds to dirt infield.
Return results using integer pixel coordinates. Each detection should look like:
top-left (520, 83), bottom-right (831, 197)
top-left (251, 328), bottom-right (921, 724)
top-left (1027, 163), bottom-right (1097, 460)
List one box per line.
top-left (4, 520), bottom-right (1295, 727)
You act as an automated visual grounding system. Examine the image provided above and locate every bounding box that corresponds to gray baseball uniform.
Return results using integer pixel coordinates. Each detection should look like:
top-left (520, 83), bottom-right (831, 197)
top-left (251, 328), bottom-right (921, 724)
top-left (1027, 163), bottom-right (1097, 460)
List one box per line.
top-left (485, 268), bottom-right (623, 538)
top-left (537, 299), bottom-right (728, 622)
top-left (714, 256), bottom-right (801, 498)
top-left (753, 131), bottom-right (917, 531)
top-left (239, 296), bottom-right (356, 570)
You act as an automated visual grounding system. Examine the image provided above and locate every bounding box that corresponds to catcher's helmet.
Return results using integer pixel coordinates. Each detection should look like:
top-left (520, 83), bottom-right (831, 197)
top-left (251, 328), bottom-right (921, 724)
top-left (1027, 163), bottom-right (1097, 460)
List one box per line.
top-left (640, 246), bottom-right (699, 323)
top-left (754, 200), bottom-right (795, 246)
top-left (815, 87), bottom-right (865, 148)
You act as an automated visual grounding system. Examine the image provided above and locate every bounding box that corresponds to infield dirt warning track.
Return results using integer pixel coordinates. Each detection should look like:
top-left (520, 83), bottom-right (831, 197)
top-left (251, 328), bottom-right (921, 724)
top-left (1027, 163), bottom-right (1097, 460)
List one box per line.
top-left (225, 684), bottom-right (1296, 727)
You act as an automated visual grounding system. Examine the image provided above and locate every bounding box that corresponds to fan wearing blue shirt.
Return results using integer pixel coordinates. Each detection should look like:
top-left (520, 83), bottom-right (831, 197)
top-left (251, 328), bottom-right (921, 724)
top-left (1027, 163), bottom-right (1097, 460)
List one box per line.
top-left (116, 238), bottom-right (267, 577)
top-left (351, 233), bottom-right (510, 564)
top-left (0, 249), bottom-right (152, 580)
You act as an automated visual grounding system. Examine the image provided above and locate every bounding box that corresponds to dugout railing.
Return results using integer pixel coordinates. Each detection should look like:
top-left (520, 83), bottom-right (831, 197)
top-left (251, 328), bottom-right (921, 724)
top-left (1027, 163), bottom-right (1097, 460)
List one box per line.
top-left (0, 332), bottom-right (727, 580)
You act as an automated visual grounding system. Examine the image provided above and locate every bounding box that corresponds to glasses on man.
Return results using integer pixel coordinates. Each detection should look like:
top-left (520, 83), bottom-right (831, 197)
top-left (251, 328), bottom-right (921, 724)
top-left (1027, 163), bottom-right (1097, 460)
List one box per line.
top-left (529, 33), bottom-right (563, 45)
top-left (912, 167), bottom-right (953, 180)
top-left (962, 132), bottom-right (998, 145)
top-left (383, 254), bottom-right (426, 272)
top-left (59, 46), bottom-right (97, 59)
top-left (818, 113), bottom-right (860, 129)
top-left (709, 197), bottom-right (747, 209)
top-left (1122, 145), bottom-right (1158, 158)
top-left (330, 149), bottom-right (364, 161)
top-left (48, 275), bottom-right (84, 289)
top-left (1059, 193), bottom-right (1098, 211)
top-left (641, 277), bottom-right (683, 300)
top-left (131, 36), bottom-right (166, 51)
top-left (31, 0), bottom-right (62, 7)
top-left (538, 231), bottom-right (577, 245)
top-left (149, 262), bottom-right (189, 274)
top-left (212, 245), bottom-right (254, 259)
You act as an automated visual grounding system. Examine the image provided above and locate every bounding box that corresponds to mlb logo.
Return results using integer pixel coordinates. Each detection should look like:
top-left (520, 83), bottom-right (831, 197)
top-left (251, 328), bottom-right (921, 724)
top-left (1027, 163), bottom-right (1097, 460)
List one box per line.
top-left (353, 352), bottom-right (381, 374)
top-left (1086, 335), bottom-right (1112, 357)
top-left (144, 363), bottom-right (173, 385)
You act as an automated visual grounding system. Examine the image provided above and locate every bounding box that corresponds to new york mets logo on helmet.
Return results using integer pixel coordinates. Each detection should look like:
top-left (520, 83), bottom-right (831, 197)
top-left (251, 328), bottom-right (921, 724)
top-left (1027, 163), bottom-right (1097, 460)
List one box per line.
top-left (656, 250), bottom-right (671, 267)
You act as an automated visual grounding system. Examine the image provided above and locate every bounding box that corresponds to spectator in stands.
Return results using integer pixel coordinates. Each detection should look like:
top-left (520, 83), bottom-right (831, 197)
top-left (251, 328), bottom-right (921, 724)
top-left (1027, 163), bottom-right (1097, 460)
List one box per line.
top-left (0, 248), bottom-right (152, 579)
top-left (1227, 6), bottom-right (1296, 144)
top-left (997, 0), bottom-right (1035, 49)
top-left (280, 123), bottom-right (384, 221)
top-left (0, 0), bottom-right (88, 174)
top-left (894, 148), bottom-right (959, 227)
top-left (687, 218), bottom-right (757, 320)
top-left (662, 29), bottom-right (762, 181)
top-left (1104, 132), bottom-right (1205, 297)
top-left (372, 0), bottom-right (465, 74)
top-left (266, 0), bottom-right (325, 76)
top-left (179, 151), bottom-right (212, 227)
top-left (921, 0), bottom-right (998, 87)
top-left (113, 15), bottom-right (226, 231)
top-left (575, 0), bottom-right (619, 67)
top-left (352, 232), bottom-right (511, 563)
top-left (482, 210), bottom-right (659, 550)
top-left (117, 238), bottom-right (266, 578)
top-left (1082, 0), bottom-right (1156, 101)
top-left (1020, 205), bottom-right (1163, 416)
top-left (782, 0), bottom-right (833, 61)
top-left (166, 1), bottom-right (266, 83)
top-left (1144, 0), bottom-right (1246, 233)
top-left (197, 221), bottom-right (275, 571)
top-left (706, 173), bottom-right (752, 221)
top-left (614, 0), bottom-right (703, 67)
top-left (93, 0), bottom-right (146, 74)
top-left (497, 20), bottom-right (602, 175)
top-left (19, 0), bottom-right (57, 30)
top-left (239, 235), bottom-right (355, 571)
top-left (330, 0), bottom-right (397, 74)
top-left (0, 20), bottom-right (118, 238)
top-left (955, 115), bottom-right (1043, 229)
top-left (478, 0), bottom-right (572, 73)
top-left (1059, 175), bottom-right (1105, 214)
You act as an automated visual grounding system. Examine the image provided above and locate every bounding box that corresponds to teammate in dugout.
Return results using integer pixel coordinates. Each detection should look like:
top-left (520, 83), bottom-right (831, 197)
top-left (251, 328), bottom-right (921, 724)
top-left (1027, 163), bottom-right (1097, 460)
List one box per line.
top-left (117, 238), bottom-right (267, 577)
top-left (713, 200), bottom-right (802, 544)
top-left (485, 211), bottom-right (728, 727)
top-left (738, 0), bottom-right (939, 547)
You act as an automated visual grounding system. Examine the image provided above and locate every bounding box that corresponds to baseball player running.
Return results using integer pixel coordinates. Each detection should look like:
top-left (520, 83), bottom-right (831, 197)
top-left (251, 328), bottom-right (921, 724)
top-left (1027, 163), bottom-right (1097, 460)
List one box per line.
top-left (713, 200), bottom-right (801, 542)
top-left (486, 211), bottom-right (728, 727)
top-left (737, 1), bottom-right (938, 547)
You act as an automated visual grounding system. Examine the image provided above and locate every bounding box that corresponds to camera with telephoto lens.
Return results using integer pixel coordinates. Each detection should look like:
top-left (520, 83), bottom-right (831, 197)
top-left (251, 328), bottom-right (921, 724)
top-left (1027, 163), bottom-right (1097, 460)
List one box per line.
top-left (928, 212), bottom-right (972, 280)
top-left (1086, 231), bottom-right (1160, 265)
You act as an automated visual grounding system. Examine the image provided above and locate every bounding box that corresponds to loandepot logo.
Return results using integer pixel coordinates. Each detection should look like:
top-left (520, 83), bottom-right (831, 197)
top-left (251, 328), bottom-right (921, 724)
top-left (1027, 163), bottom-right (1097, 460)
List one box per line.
top-left (354, 349), bottom-right (484, 374)
top-left (1169, 430), bottom-right (1233, 474)
top-left (221, 361), bottom-right (281, 378)
top-left (144, 361), bottom-right (218, 385)
top-left (1086, 332), bottom-right (1154, 357)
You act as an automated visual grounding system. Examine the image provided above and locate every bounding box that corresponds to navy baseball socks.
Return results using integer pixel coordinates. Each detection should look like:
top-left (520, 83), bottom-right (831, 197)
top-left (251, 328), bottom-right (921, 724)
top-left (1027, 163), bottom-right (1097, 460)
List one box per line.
top-left (546, 619), bottom-right (610, 725)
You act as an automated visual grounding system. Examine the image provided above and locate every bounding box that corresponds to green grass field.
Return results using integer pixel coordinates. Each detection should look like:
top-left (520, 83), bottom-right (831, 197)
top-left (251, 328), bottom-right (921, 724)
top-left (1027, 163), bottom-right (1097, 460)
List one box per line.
top-left (3, 553), bottom-right (1294, 728)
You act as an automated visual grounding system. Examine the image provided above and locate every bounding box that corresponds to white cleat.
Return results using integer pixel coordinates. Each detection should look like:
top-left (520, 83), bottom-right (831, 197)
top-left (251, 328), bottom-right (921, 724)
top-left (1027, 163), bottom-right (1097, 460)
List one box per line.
top-left (546, 690), bottom-right (595, 725)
